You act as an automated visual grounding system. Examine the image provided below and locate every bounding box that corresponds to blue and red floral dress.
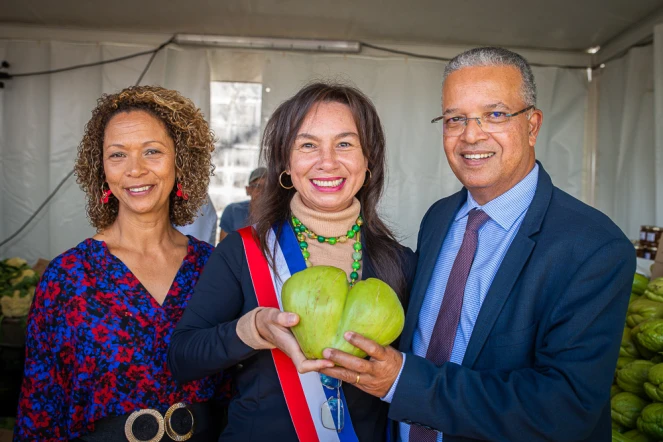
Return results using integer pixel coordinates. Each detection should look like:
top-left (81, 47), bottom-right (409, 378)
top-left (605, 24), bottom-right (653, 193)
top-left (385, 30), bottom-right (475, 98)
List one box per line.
top-left (14, 236), bottom-right (228, 441)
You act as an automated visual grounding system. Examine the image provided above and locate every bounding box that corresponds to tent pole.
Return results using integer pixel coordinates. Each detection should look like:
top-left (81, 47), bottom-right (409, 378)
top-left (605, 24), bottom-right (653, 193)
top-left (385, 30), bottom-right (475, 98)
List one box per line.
top-left (583, 69), bottom-right (600, 207)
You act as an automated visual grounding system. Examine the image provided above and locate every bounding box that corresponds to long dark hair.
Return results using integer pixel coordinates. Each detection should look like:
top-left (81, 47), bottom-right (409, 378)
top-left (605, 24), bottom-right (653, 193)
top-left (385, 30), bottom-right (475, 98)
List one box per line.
top-left (251, 82), bottom-right (407, 300)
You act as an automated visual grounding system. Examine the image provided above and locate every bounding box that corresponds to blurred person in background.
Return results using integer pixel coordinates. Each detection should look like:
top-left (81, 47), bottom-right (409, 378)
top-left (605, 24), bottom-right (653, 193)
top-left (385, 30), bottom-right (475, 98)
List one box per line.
top-left (217, 167), bottom-right (266, 242)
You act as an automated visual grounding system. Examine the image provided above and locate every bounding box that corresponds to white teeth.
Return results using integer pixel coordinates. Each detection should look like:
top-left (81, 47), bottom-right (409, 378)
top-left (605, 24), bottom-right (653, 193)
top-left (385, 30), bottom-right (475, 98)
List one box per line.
top-left (312, 179), bottom-right (344, 187)
top-left (128, 186), bottom-right (152, 192)
top-left (463, 153), bottom-right (495, 160)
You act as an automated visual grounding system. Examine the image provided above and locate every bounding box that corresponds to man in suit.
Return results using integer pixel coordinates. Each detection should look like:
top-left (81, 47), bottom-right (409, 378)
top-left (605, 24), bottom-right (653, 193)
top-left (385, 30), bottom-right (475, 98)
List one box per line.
top-left (320, 47), bottom-right (635, 441)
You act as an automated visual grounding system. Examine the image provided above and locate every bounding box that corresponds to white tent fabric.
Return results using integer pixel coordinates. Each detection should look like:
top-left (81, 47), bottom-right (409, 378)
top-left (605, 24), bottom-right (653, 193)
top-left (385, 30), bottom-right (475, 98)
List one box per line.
top-left (655, 24), bottom-right (663, 229)
top-left (596, 45), bottom-right (656, 239)
top-left (0, 41), bottom-right (590, 261)
top-left (0, 40), bottom-right (209, 263)
top-left (261, 52), bottom-right (588, 248)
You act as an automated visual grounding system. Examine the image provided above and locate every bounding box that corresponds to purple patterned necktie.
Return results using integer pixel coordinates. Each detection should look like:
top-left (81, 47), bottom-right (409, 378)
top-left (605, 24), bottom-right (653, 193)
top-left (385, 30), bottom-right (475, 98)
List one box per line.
top-left (409, 209), bottom-right (491, 442)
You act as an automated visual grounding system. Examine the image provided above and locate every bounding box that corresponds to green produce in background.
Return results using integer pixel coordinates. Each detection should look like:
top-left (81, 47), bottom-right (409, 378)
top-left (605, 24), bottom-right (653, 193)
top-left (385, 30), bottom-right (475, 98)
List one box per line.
top-left (611, 429), bottom-right (629, 441)
top-left (0, 288), bottom-right (35, 318)
top-left (637, 402), bottom-right (663, 439)
top-left (0, 258), bottom-right (26, 290)
top-left (618, 360), bottom-right (656, 398)
top-left (612, 392), bottom-right (650, 429)
top-left (630, 322), bottom-right (663, 359)
top-left (617, 357), bottom-right (637, 377)
top-left (622, 327), bottom-right (642, 359)
top-left (644, 278), bottom-right (663, 303)
top-left (618, 357), bottom-right (637, 369)
top-left (282, 266), bottom-right (405, 359)
top-left (633, 339), bottom-right (657, 360)
top-left (627, 299), bottom-right (663, 328)
top-left (612, 422), bottom-right (627, 434)
top-left (610, 274), bottom-right (658, 437)
top-left (645, 363), bottom-right (663, 402)
top-left (9, 268), bottom-right (39, 289)
top-left (623, 428), bottom-right (656, 442)
top-left (634, 274), bottom-right (651, 296)
top-left (0, 257), bottom-right (40, 318)
top-left (3, 257), bottom-right (27, 268)
top-left (633, 320), bottom-right (663, 353)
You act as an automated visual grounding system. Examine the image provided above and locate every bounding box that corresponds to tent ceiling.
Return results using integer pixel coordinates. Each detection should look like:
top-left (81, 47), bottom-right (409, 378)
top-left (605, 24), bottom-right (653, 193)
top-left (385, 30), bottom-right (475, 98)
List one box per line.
top-left (3, 0), bottom-right (663, 51)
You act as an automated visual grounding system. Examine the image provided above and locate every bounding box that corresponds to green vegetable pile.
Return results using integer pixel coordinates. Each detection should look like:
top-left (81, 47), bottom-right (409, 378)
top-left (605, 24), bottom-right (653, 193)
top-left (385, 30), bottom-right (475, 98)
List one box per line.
top-left (0, 257), bottom-right (40, 318)
top-left (612, 274), bottom-right (663, 441)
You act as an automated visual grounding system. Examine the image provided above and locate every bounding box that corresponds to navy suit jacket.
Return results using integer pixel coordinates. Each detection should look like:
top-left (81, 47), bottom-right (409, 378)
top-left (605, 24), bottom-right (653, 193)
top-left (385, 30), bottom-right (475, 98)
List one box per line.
top-left (388, 164), bottom-right (635, 441)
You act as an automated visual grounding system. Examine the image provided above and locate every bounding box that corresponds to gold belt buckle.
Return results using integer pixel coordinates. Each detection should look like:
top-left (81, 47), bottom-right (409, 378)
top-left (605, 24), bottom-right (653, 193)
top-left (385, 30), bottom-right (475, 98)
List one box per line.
top-left (164, 402), bottom-right (195, 441)
top-left (124, 408), bottom-right (165, 442)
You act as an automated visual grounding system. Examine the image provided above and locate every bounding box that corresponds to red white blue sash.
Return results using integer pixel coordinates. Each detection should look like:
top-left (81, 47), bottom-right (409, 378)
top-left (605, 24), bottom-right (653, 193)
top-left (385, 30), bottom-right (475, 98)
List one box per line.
top-left (239, 224), bottom-right (358, 442)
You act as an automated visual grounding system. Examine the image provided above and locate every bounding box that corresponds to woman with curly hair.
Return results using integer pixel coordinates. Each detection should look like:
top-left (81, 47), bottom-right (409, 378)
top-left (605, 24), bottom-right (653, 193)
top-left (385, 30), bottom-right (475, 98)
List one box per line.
top-left (14, 85), bottom-right (228, 441)
top-left (168, 82), bottom-right (417, 441)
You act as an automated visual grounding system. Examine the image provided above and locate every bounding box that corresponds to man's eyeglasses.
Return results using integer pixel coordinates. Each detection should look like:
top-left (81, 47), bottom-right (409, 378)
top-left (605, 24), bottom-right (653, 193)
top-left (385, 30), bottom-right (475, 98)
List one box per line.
top-left (431, 105), bottom-right (535, 137)
top-left (320, 374), bottom-right (344, 432)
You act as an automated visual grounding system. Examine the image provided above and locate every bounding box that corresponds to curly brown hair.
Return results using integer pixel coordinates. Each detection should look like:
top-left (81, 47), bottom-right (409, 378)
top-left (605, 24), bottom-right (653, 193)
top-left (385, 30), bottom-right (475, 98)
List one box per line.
top-left (75, 85), bottom-right (214, 230)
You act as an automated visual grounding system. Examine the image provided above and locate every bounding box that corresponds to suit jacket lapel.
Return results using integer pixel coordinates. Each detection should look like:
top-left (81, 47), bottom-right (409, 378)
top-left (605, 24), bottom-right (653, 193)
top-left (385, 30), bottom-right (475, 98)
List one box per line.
top-left (400, 189), bottom-right (467, 352)
top-left (462, 163), bottom-right (553, 368)
top-left (460, 233), bottom-right (535, 367)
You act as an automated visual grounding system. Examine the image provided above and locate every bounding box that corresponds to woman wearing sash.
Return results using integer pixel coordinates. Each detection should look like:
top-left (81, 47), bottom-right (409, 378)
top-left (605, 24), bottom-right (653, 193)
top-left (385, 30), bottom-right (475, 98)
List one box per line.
top-left (168, 82), bottom-right (416, 442)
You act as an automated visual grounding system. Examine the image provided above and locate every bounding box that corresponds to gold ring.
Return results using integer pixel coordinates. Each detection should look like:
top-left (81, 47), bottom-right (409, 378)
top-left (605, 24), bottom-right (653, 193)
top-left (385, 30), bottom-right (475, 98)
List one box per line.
top-left (164, 402), bottom-right (195, 441)
top-left (355, 374), bottom-right (361, 385)
top-left (124, 408), bottom-right (164, 442)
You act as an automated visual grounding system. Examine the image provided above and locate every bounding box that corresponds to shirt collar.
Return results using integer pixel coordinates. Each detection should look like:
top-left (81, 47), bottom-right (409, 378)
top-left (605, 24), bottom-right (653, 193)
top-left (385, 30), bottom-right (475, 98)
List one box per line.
top-left (455, 163), bottom-right (539, 230)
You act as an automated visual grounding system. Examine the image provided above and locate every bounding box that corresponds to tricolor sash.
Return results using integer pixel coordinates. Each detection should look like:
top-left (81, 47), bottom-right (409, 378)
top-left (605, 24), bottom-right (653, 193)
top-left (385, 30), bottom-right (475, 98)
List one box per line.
top-left (239, 224), bottom-right (359, 442)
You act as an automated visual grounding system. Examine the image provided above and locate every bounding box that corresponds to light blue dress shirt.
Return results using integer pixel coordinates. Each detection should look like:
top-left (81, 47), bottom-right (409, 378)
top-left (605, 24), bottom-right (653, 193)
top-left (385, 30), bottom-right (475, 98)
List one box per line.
top-left (383, 164), bottom-right (539, 442)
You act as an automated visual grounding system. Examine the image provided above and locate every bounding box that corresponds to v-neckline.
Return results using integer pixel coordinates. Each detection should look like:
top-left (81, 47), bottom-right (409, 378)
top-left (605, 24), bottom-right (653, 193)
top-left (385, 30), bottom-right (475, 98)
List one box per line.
top-left (93, 236), bottom-right (193, 308)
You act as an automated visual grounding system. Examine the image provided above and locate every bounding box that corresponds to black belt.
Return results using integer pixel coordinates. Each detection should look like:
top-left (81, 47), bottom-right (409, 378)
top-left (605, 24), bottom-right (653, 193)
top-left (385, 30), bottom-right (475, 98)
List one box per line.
top-left (77, 402), bottom-right (212, 442)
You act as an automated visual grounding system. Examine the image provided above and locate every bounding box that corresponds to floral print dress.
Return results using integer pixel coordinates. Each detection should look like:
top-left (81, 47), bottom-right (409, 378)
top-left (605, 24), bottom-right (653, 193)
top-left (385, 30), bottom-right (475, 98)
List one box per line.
top-left (14, 236), bottom-right (229, 441)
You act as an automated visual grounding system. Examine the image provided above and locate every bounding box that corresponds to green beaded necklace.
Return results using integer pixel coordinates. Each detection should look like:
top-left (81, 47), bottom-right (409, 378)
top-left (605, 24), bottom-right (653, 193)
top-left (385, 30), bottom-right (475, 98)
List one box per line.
top-left (291, 215), bottom-right (363, 286)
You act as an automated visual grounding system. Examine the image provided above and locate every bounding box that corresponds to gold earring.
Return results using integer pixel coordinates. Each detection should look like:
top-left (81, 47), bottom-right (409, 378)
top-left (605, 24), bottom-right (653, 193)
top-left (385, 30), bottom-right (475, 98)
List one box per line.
top-left (363, 168), bottom-right (372, 187)
top-left (279, 171), bottom-right (294, 190)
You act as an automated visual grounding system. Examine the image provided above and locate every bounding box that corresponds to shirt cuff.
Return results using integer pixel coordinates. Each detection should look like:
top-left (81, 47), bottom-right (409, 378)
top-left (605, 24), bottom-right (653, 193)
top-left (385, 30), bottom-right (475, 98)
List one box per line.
top-left (380, 353), bottom-right (406, 403)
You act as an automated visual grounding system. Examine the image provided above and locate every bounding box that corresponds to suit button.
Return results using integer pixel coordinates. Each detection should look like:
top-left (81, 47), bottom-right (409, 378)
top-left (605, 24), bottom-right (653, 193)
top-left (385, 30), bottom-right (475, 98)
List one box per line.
top-left (404, 419), bottom-right (412, 424)
top-left (237, 363), bottom-right (244, 369)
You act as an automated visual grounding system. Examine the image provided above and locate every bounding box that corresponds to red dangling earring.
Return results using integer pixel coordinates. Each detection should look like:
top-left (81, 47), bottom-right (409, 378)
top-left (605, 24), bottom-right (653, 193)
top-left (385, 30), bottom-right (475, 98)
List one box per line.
top-left (100, 184), bottom-right (112, 204)
top-left (176, 182), bottom-right (189, 200)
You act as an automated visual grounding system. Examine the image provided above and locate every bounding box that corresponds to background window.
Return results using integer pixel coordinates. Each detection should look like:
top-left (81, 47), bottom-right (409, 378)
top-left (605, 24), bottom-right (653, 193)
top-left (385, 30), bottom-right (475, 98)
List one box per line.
top-left (209, 81), bottom-right (262, 223)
